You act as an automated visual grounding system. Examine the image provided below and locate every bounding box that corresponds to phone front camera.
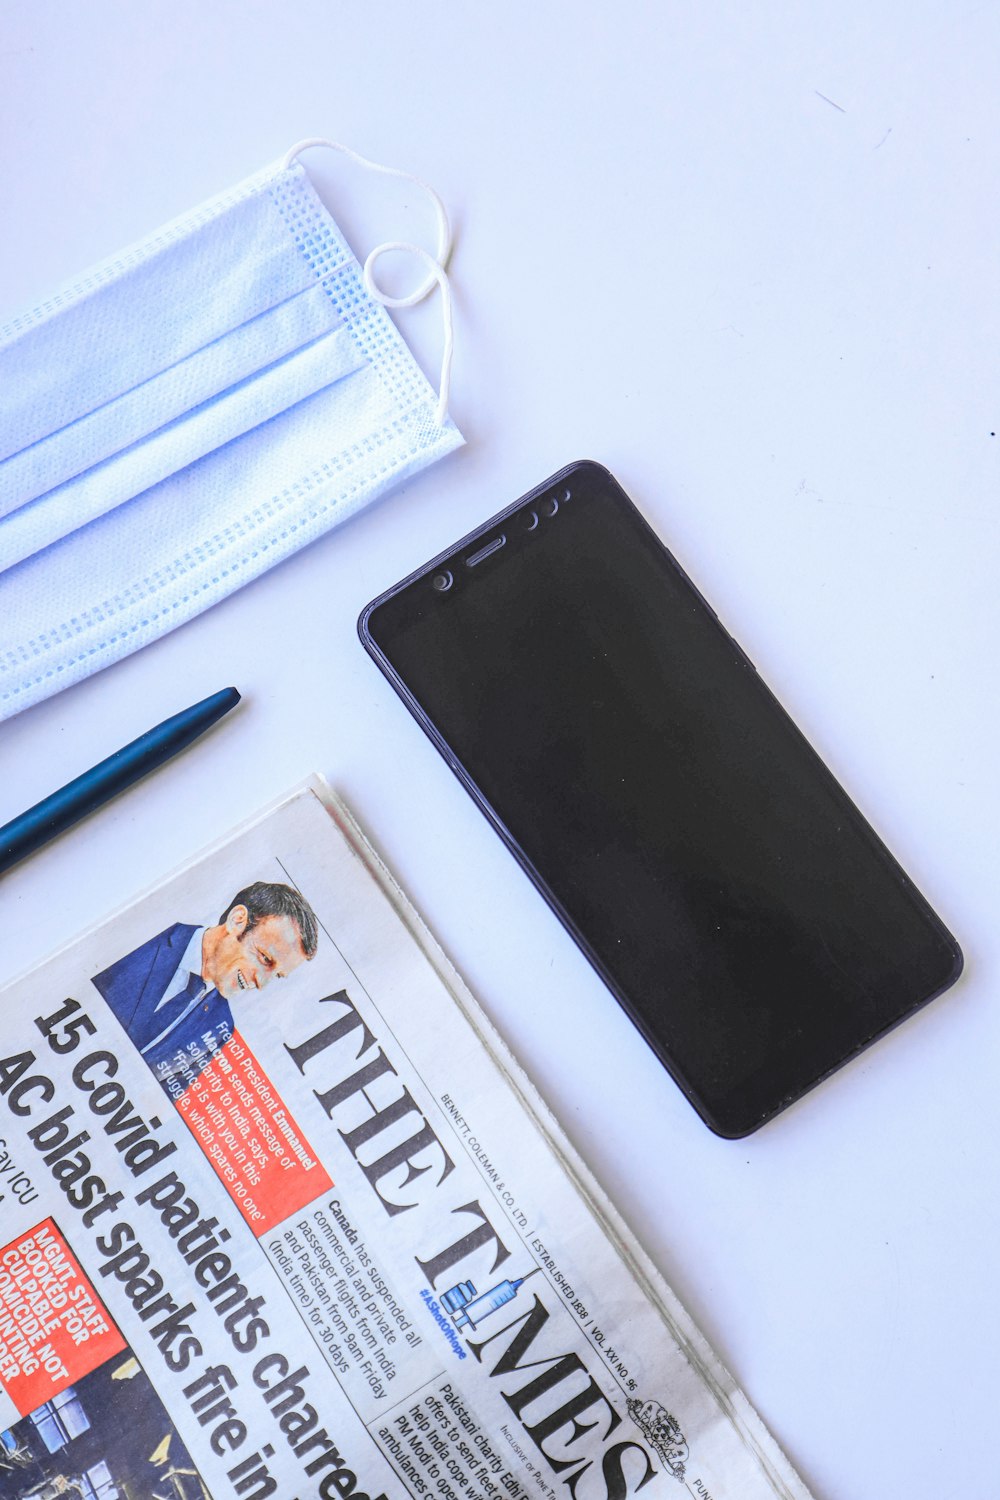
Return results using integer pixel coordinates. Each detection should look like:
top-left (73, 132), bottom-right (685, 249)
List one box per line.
top-left (432, 571), bottom-right (453, 593)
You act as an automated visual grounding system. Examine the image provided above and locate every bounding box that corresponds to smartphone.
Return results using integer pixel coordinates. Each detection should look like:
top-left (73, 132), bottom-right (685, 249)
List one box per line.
top-left (359, 461), bottom-right (962, 1136)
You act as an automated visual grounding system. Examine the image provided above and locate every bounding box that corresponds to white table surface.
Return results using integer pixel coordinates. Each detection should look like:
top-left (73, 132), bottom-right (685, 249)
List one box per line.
top-left (2, 5), bottom-right (997, 1497)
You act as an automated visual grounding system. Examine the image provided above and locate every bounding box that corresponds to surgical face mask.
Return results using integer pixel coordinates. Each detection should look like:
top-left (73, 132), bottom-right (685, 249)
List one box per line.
top-left (0, 138), bottom-right (462, 722)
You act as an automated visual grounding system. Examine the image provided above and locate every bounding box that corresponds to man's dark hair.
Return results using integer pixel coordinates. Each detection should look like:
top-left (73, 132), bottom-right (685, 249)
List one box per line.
top-left (219, 881), bottom-right (319, 959)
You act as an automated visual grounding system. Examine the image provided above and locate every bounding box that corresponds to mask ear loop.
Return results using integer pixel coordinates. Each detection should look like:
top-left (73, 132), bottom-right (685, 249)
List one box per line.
top-left (282, 137), bottom-right (454, 426)
top-left (362, 243), bottom-right (453, 428)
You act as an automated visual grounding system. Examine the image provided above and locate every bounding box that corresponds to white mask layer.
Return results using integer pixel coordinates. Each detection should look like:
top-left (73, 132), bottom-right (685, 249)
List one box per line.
top-left (0, 141), bottom-right (462, 721)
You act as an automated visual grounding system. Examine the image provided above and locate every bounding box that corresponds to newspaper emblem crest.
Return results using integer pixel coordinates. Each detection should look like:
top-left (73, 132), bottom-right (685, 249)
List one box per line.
top-left (626, 1397), bottom-right (689, 1481)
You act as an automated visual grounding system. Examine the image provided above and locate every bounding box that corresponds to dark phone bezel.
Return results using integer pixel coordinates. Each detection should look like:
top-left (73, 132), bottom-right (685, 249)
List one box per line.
top-left (358, 460), bottom-right (964, 1136)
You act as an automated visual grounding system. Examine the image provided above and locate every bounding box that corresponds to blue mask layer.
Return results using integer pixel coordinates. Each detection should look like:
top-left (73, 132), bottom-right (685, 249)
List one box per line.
top-left (0, 151), bottom-right (462, 720)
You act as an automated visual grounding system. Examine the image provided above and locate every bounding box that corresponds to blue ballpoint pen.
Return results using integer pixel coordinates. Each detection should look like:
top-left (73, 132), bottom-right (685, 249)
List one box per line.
top-left (0, 686), bottom-right (241, 875)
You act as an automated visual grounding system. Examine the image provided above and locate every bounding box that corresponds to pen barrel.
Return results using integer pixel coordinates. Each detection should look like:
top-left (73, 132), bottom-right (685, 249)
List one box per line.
top-left (0, 687), bottom-right (239, 875)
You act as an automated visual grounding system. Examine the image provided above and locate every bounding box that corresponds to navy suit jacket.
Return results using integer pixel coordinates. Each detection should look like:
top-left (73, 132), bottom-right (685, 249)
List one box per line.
top-left (92, 922), bottom-right (234, 1090)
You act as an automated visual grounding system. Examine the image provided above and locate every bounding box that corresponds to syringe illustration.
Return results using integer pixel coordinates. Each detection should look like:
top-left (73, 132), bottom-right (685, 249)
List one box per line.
top-left (441, 1268), bottom-right (541, 1331)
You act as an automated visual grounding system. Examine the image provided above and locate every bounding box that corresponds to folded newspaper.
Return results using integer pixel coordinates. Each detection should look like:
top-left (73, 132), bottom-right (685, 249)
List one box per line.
top-left (0, 780), bottom-right (813, 1500)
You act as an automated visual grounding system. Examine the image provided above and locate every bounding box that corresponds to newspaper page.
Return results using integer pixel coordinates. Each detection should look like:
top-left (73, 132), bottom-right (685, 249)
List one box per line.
top-left (0, 779), bottom-right (813, 1500)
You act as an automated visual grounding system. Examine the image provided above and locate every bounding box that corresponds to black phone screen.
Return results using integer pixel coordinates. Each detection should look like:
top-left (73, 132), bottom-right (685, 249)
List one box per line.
top-left (360, 462), bottom-right (961, 1136)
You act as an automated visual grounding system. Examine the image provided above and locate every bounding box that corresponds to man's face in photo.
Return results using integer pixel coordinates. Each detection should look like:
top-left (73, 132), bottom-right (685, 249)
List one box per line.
top-left (206, 905), bottom-right (308, 1000)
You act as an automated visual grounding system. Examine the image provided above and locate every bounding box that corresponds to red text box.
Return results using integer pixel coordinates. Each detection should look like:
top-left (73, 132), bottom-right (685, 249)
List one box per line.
top-left (175, 1031), bottom-right (332, 1233)
top-left (0, 1218), bottom-right (125, 1415)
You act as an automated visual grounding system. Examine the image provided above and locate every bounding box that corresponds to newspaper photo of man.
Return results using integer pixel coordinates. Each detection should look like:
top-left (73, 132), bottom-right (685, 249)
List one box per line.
top-left (91, 881), bottom-right (319, 1091)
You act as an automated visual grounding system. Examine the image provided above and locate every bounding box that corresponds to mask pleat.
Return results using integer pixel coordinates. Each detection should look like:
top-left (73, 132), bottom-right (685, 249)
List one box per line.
top-left (0, 187), bottom-right (321, 461)
top-left (0, 282), bottom-right (347, 518)
top-left (0, 323), bottom-right (368, 572)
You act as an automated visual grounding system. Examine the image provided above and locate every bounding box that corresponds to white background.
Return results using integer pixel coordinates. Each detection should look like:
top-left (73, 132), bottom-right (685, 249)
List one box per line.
top-left (1, 5), bottom-right (997, 1497)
